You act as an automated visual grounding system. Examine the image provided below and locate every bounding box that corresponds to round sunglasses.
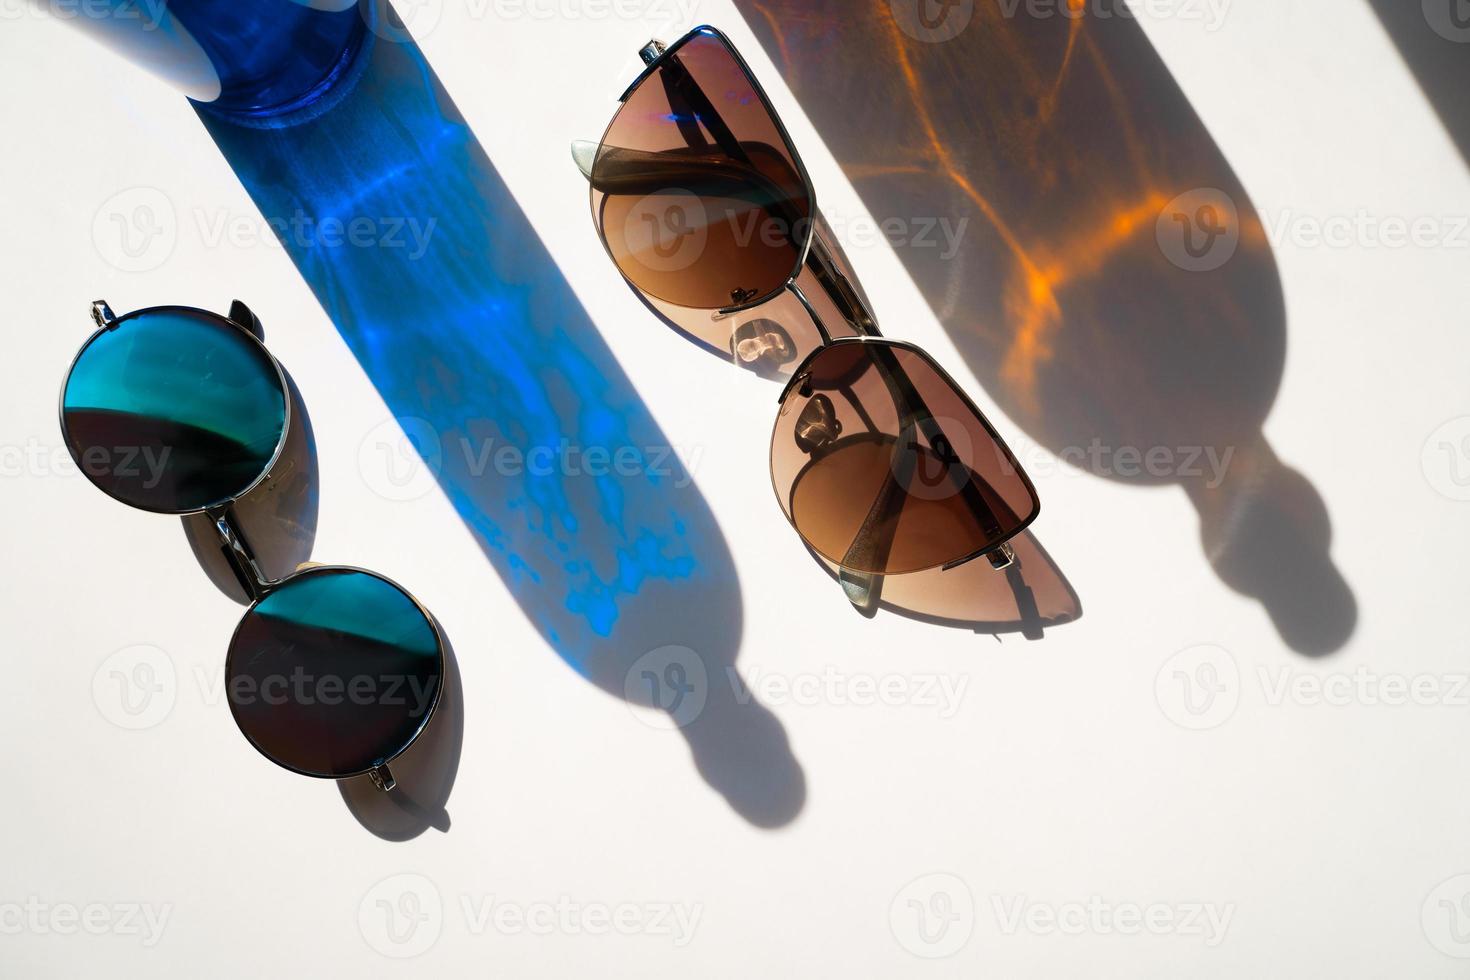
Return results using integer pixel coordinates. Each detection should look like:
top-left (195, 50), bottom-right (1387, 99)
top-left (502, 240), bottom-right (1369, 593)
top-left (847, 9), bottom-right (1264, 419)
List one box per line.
top-left (60, 300), bottom-right (444, 791)
top-left (577, 26), bottom-right (1041, 609)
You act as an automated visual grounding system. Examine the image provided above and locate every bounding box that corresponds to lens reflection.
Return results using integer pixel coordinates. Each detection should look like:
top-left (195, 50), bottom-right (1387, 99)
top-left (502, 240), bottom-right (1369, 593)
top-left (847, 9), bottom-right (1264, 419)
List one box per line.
top-left (591, 28), bottom-right (812, 310)
top-left (226, 567), bottom-right (442, 779)
top-left (61, 307), bottom-right (287, 513)
top-left (771, 341), bottom-right (1040, 574)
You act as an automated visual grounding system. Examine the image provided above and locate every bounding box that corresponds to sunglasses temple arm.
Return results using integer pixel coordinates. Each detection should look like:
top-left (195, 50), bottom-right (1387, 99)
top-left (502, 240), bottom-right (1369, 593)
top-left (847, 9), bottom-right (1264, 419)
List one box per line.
top-left (206, 506), bottom-right (279, 603)
top-left (832, 349), bottom-right (1015, 610)
top-left (804, 221), bottom-right (880, 338)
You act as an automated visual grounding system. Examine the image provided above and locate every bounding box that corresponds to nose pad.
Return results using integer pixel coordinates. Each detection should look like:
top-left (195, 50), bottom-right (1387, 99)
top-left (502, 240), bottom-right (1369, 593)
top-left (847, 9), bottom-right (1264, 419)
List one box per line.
top-left (794, 392), bottom-right (841, 454)
top-left (731, 318), bottom-right (796, 369)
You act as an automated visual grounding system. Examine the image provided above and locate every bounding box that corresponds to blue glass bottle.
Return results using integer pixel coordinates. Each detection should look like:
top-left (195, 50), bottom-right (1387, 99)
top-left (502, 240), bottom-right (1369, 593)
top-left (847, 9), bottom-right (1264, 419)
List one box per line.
top-left (56, 0), bottom-right (371, 121)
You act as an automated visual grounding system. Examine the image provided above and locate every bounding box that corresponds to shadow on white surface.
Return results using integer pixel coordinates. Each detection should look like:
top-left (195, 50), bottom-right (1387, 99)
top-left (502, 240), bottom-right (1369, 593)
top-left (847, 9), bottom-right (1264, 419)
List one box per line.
top-left (190, 22), bottom-right (806, 827)
top-left (1369, 0), bottom-right (1470, 165)
top-left (737, 1), bottom-right (1357, 655)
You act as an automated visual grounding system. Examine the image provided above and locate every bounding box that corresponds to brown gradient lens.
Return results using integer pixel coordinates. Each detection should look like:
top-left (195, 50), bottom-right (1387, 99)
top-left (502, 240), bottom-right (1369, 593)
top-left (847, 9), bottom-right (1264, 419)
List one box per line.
top-left (590, 28), bottom-right (812, 311)
top-left (806, 532), bottom-right (1080, 631)
top-left (771, 340), bottom-right (1040, 575)
top-left (631, 213), bottom-right (861, 377)
top-left (635, 211), bottom-right (870, 376)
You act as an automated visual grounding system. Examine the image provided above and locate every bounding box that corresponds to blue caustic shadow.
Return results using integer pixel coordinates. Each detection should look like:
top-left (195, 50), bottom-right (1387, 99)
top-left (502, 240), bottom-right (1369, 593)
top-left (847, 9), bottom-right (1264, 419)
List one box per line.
top-left (196, 29), bottom-right (802, 826)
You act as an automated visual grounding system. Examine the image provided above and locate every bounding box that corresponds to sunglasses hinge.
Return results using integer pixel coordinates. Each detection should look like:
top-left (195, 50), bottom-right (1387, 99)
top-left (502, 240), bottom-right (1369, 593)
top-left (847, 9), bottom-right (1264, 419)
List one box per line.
top-left (90, 300), bottom-right (116, 331)
top-left (367, 763), bottom-right (397, 792)
top-left (638, 39), bottom-right (667, 65)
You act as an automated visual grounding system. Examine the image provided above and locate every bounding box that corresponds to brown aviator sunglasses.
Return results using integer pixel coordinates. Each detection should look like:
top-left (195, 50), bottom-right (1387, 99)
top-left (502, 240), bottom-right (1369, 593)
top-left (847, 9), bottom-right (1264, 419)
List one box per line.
top-left (573, 25), bottom-right (1040, 610)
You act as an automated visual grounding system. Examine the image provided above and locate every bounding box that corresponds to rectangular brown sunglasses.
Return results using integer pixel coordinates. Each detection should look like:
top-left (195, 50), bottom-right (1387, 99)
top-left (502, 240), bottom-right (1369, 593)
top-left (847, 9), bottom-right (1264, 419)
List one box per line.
top-left (574, 25), bottom-right (1041, 611)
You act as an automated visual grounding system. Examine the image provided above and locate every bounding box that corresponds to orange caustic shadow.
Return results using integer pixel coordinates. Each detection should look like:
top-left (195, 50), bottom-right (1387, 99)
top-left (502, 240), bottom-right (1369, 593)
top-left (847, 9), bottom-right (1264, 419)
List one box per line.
top-left (737, 0), bottom-right (1353, 654)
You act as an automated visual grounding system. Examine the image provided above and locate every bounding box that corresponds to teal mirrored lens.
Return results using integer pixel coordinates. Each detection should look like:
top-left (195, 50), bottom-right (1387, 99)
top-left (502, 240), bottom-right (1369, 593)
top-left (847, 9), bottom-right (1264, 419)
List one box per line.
top-left (61, 307), bottom-right (287, 512)
top-left (226, 568), bottom-right (442, 778)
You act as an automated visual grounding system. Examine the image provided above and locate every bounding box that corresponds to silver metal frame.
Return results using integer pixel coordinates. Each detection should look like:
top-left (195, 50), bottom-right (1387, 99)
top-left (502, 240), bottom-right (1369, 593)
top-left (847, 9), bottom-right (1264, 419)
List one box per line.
top-left (60, 301), bottom-right (446, 792)
top-left (584, 27), bottom-right (1040, 600)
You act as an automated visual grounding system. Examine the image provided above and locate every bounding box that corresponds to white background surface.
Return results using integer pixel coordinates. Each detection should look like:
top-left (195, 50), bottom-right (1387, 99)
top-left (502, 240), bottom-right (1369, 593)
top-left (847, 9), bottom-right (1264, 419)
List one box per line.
top-left (3, 1), bottom-right (1469, 976)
